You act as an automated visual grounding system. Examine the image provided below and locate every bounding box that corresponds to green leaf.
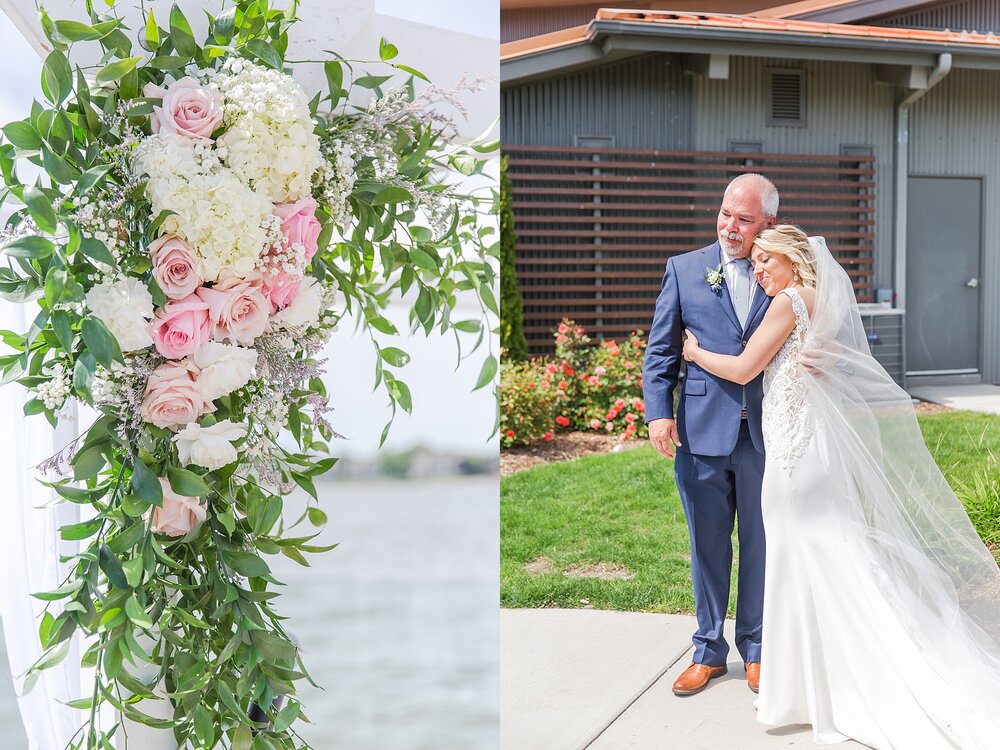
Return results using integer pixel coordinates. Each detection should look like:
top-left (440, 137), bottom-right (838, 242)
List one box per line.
top-left (378, 37), bottom-right (398, 61)
top-left (99, 545), bottom-right (129, 589)
top-left (51, 309), bottom-right (74, 352)
top-left (250, 629), bottom-right (297, 662)
top-left (24, 186), bottom-right (57, 233)
top-left (246, 39), bottom-right (283, 70)
top-left (454, 319), bottom-right (481, 333)
top-left (121, 493), bottom-right (152, 518)
top-left (4, 235), bottom-right (54, 259)
top-left (224, 550), bottom-right (270, 578)
top-left (95, 56), bottom-right (143, 86)
top-left (1, 121), bottom-right (41, 150)
top-left (169, 3), bottom-right (197, 57)
top-left (166, 466), bottom-right (210, 497)
top-left (379, 347), bottom-right (411, 367)
top-left (41, 144), bottom-right (73, 185)
top-left (393, 63), bottom-right (430, 82)
top-left (193, 704), bottom-right (214, 747)
top-left (81, 316), bottom-right (122, 369)
top-left (72, 444), bottom-right (107, 480)
top-left (307, 507), bottom-right (327, 526)
top-left (122, 556), bottom-right (143, 588)
top-left (409, 246), bottom-right (439, 270)
top-left (149, 55), bottom-right (188, 71)
top-left (76, 164), bottom-right (114, 196)
top-left (53, 20), bottom-right (103, 41)
top-left (144, 10), bottom-right (160, 50)
top-left (324, 60), bottom-right (343, 99)
top-left (107, 521), bottom-right (146, 553)
top-left (125, 596), bottom-right (154, 629)
top-left (272, 701), bottom-right (301, 733)
top-left (388, 378), bottom-right (412, 414)
top-left (79, 236), bottom-right (115, 266)
top-left (34, 640), bottom-right (70, 671)
top-left (234, 725), bottom-right (252, 750)
top-left (354, 74), bottom-right (392, 89)
top-left (33, 580), bottom-right (83, 601)
top-left (130, 460), bottom-right (163, 506)
top-left (60, 518), bottom-right (103, 541)
top-left (44, 266), bottom-right (67, 308)
top-left (474, 355), bottom-right (498, 391)
top-left (73, 351), bottom-right (95, 403)
top-left (372, 185), bottom-right (412, 205)
top-left (42, 50), bottom-right (73, 104)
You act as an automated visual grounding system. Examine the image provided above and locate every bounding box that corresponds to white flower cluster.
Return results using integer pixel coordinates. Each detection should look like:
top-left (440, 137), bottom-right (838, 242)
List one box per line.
top-left (38, 361), bottom-right (71, 410)
top-left (69, 196), bottom-right (125, 264)
top-left (212, 59), bottom-right (322, 203)
top-left (84, 276), bottom-right (155, 352)
top-left (314, 139), bottom-right (356, 229)
top-left (136, 135), bottom-right (275, 282)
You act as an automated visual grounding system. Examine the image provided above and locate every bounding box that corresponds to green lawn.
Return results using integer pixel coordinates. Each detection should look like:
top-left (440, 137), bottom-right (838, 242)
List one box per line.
top-left (500, 410), bottom-right (1000, 613)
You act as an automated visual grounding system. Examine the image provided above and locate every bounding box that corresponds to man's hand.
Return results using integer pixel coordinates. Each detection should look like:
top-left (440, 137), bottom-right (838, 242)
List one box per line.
top-left (648, 418), bottom-right (682, 459)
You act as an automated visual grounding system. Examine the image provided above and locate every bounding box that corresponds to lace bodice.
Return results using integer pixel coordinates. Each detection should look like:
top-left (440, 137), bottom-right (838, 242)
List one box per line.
top-left (762, 287), bottom-right (814, 475)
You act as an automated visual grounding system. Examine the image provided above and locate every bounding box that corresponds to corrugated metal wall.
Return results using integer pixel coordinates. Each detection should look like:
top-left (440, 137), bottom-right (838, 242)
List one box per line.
top-left (909, 68), bottom-right (1000, 381)
top-left (874, 0), bottom-right (1000, 32)
top-left (501, 53), bottom-right (693, 149)
top-left (691, 58), bottom-right (896, 289)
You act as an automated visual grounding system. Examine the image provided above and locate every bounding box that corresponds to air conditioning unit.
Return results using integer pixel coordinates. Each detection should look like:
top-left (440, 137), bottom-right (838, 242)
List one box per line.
top-left (858, 304), bottom-right (905, 388)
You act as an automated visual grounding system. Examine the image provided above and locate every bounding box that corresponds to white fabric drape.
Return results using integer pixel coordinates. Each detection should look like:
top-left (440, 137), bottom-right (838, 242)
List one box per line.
top-left (0, 299), bottom-right (85, 749)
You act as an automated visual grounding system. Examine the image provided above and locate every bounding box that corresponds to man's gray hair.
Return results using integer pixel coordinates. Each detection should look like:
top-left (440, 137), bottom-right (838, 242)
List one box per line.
top-left (724, 173), bottom-right (779, 218)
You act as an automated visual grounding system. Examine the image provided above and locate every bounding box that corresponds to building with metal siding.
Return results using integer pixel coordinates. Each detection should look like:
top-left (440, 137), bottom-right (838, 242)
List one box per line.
top-left (501, 1), bottom-right (1000, 385)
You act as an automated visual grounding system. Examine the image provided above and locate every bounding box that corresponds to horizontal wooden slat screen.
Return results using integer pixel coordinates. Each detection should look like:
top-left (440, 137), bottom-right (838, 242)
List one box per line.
top-left (505, 145), bottom-right (877, 353)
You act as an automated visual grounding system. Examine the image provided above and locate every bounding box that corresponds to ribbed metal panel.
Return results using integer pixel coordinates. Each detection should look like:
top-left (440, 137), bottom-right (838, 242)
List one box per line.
top-left (691, 58), bottom-right (895, 293)
top-left (501, 4), bottom-right (630, 43)
top-left (501, 53), bottom-right (692, 150)
top-left (909, 69), bottom-right (1000, 381)
top-left (874, 0), bottom-right (1000, 32)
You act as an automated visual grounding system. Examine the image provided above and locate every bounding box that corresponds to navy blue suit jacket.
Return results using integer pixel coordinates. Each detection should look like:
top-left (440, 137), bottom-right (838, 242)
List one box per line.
top-left (642, 242), bottom-right (771, 457)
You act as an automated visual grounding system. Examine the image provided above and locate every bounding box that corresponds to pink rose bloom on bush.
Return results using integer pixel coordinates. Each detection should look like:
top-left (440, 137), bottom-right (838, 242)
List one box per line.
top-left (144, 77), bottom-right (223, 142)
top-left (150, 235), bottom-right (202, 299)
top-left (274, 197), bottom-right (321, 262)
top-left (140, 360), bottom-right (214, 430)
top-left (151, 294), bottom-right (212, 359)
top-left (590, 418), bottom-right (601, 430)
top-left (261, 271), bottom-right (301, 313)
top-left (151, 478), bottom-right (206, 536)
top-left (197, 275), bottom-right (270, 345)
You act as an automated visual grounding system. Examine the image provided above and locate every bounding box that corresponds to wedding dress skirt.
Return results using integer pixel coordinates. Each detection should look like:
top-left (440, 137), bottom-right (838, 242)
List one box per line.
top-left (754, 287), bottom-right (1000, 749)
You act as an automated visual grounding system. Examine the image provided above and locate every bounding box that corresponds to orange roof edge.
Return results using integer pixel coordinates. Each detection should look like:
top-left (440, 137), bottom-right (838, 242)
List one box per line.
top-left (751, 0), bottom-right (865, 21)
top-left (503, 9), bottom-right (1000, 62)
top-left (501, 24), bottom-right (590, 61)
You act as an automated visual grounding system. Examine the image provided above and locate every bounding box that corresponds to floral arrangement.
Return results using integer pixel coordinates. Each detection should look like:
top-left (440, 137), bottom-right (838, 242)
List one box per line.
top-left (0, 2), bottom-right (497, 748)
top-left (499, 320), bottom-right (646, 448)
top-left (704, 262), bottom-right (724, 293)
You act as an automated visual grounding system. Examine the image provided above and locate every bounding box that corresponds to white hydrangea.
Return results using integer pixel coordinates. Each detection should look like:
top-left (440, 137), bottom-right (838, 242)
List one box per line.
top-left (214, 59), bottom-right (322, 202)
top-left (136, 134), bottom-right (274, 282)
top-left (193, 341), bottom-right (258, 402)
top-left (84, 276), bottom-right (155, 352)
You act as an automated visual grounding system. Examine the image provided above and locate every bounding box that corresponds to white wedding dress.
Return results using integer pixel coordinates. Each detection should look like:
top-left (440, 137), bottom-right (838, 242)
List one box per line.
top-left (753, 260), bottom-right (1000, 749)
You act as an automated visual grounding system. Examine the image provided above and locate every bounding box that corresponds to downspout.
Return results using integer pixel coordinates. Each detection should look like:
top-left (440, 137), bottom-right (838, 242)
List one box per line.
top-left (893, 53), bottom-right (952, 312)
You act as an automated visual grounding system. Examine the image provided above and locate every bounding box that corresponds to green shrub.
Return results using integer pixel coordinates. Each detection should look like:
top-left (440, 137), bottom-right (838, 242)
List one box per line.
top-left (500, 357), bottom-right (558, 447)
top-left (499, 155), bottom-right (528, 360)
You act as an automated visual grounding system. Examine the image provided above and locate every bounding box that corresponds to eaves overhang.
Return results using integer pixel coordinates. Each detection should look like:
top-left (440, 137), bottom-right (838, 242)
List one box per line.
top-left (501, 11), bottom-right (1000, 86)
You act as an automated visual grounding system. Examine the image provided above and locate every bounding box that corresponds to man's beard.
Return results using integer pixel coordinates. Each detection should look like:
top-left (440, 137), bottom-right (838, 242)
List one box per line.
top-left (719, 231), bottom-right (743, 254)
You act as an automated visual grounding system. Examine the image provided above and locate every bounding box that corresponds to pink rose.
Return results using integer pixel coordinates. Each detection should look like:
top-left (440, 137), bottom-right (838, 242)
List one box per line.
top-left (139, 360), bottom-right (214, 430)
top-left (144, 77), bottom-right (223, 142)
top-left (196, 275), bottom-right (270, 345)
top-left (150, 235), bottom-right (202, 300)
top-left (151, 478), bottom-right (206, 537)
top-left (151, 293), bottom-right (212, 359)
top-left (261, 271), bottom-right (301, 313)
top-left (274, 197), bottom-right (321, 262)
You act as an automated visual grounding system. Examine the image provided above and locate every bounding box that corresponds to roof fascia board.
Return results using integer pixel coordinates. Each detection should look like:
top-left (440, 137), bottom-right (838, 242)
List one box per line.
top-left (501, 21), bottom-right (1000, 84)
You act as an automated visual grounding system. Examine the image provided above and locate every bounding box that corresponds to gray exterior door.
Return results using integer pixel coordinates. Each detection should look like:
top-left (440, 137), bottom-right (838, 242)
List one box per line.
top-left (905, 177), bottom-right (982, 376)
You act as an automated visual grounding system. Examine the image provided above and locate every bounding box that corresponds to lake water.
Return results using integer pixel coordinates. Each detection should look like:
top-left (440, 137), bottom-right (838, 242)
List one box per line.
top-left (0, 476), bottom-right (500, 749)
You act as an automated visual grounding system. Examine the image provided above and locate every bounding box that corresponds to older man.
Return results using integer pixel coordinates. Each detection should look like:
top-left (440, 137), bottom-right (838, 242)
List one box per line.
top-left (642, 173), bottom-right (778, 696)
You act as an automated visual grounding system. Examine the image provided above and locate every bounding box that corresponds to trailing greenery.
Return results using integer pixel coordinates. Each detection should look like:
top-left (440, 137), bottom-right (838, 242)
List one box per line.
top-left (501, 410), bottom-right (1000, 611)
top-left (0, 2), bottom-right (498, 748)
top-left (498, 154), bottom-right (526, 360)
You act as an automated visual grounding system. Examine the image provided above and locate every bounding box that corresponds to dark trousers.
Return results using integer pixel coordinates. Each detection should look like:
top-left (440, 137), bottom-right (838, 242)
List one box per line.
top-left (674, 420), bottom-right (766, 666)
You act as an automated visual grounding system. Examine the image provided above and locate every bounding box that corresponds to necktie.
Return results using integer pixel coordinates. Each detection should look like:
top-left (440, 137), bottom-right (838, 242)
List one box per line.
top-left (733, 258), bottom-right (751, 328)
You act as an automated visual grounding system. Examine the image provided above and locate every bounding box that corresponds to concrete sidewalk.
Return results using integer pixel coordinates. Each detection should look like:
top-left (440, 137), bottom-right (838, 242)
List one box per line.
top-left (909, 383), bottom-right (1000, 415)
top-left (501, 608), bottom-right (868, 750)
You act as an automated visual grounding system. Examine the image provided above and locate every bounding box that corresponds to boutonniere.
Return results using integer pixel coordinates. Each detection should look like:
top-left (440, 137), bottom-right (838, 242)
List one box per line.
top-left (704, 263), bottom-right (724, 294)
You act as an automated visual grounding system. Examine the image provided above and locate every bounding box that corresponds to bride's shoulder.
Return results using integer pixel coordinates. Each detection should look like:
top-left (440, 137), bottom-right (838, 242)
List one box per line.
top-left (794, 286), bottom-right (817, 317)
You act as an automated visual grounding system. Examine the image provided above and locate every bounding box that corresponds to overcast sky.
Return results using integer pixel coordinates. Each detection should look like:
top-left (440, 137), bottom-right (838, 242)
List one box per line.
top-left (0, 5), bottom-right (499, 459)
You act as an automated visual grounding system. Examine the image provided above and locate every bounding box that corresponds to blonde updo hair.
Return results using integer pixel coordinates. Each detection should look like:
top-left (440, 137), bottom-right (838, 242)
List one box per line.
top-left (752, 225), bottom-right (817, 289)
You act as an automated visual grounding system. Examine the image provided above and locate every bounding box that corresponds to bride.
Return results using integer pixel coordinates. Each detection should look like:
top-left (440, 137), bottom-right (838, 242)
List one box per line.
top-left (682, 225), bottom-right (1000, 749)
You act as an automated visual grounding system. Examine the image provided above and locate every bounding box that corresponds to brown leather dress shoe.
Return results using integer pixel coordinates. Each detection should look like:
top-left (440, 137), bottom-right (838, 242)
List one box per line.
top-left (745, 662), bottom-right (760, 693)
top-left (672, 662), bottom-right (728, 696)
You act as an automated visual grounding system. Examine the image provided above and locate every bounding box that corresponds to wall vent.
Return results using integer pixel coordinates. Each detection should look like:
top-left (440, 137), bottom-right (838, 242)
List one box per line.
top-left (768, 69), bottom-right (805, 126)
